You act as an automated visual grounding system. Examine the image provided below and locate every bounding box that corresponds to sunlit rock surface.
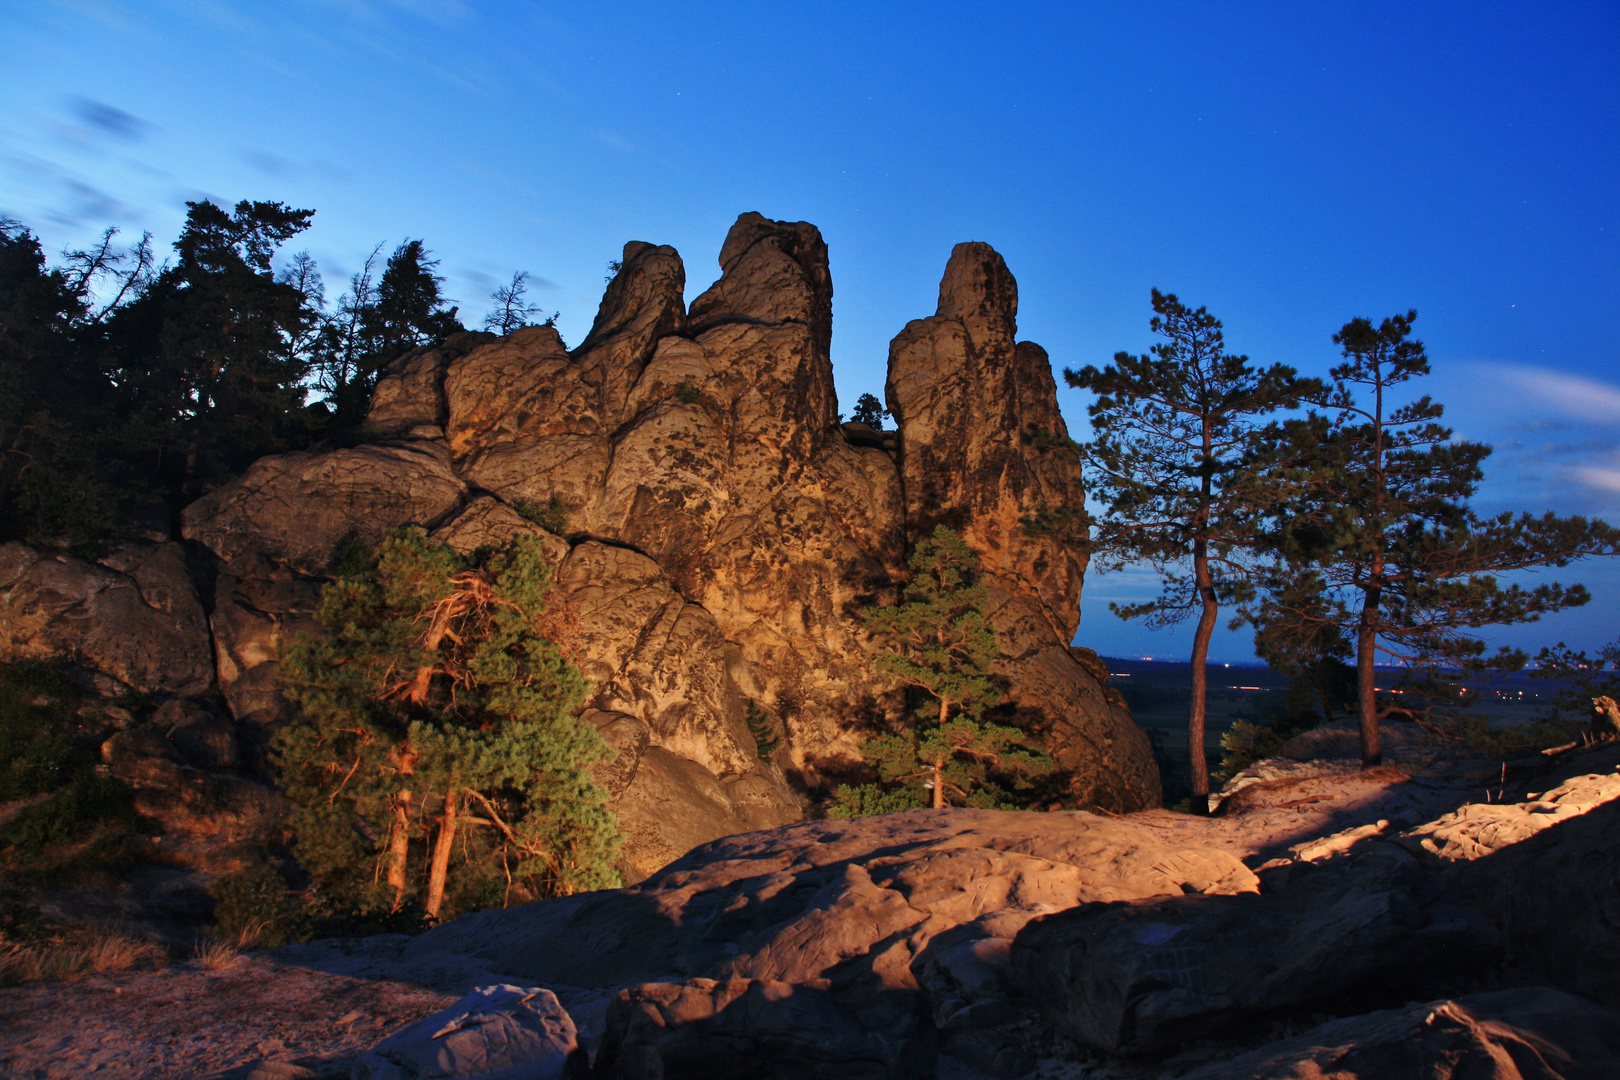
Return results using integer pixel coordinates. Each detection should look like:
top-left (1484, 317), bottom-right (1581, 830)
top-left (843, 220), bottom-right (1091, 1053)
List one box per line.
top-left (1, 211), bottom-right (1160, 877)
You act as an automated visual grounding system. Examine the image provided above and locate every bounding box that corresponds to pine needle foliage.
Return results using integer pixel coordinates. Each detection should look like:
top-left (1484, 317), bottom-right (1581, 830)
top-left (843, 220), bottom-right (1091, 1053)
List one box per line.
top-left (1064, 290), bottom-right (1318, 802)
top-left (1248, 311), bottom-right (1620, 767)
top-left (835, 526), bottom-right (1051, 815)
top-left (277, 529), bottom-right (618, 925)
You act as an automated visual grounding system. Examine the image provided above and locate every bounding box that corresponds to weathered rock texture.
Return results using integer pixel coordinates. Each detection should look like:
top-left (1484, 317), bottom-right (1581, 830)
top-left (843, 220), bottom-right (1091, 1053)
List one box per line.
top-left (409, 808), bottom-right (1254, 1075)
top-left (1179, 987), bottom-right (1620, 1080)
top-left (0, 541), bottom-right (212, 696)
top-left (0, 211), bottom-right (1159, 878)
top-left (409, 809), bottom-right (1257, 996)
top-left (1010, 847), bottom-right (1502, 1055)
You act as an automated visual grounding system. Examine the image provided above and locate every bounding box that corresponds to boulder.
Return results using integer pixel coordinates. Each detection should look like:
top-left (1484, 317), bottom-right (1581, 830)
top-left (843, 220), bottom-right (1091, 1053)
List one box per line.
top-left (1399, 766), bottom-right (1620, 867)
top-left (351, 984), bottom-right (587, 1080)
top-left (1178, 987), bottom-right (1620, 1080)
top-left (101, 727), bottom-right (283, 844)
top-left (1452, 781), bottom-right (1620, 1007)
top-left (1009, 847), bottom-right (1502, 1055)
top-left (427, 495), bottom-right (565, 558)
top-left (408, 808), bottom-right (1257, 998)
top-left (0, 541), bottom-right (213, 696)
top-left (908, 913), bottom-right (1038, 1077)
top-left (595, 978), bottom-right (929, 1080)
top-left (366, 331), bottom-right (495, 438)
top-left (156, 698), bottom-right (239, 769)
top-left (182, 439), bottom-right (469, 573)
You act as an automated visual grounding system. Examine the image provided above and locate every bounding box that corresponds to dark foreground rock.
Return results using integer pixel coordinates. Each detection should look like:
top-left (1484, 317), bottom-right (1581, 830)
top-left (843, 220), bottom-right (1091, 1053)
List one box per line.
top-left (1450, 775), bottom-right (1620, 1008)
top-left (1009, 847), bottom-right (1502, 1055)
top-left (1179, 987), bottom-right (1620, 1080)
top-left (403, 809), bottom-right (1253, 1078)
top-left (408, 808), bottom-right (1257, 998)
top-left (596, 979), bottom-right (929, 1080)
top-left (351, 984), bottom-right (587, 1080)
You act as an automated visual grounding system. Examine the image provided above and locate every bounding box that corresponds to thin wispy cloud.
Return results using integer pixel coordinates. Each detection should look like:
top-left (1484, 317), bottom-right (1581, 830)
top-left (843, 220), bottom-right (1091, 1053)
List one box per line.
top-left (1574, 467), bottom-right (1620, 494)
top-left (69, 97), bottom-right (152, 141)
top-left (242, 150), bottom-right (301, 178)
top-left (1494, 363), bottom-right (1620, 425)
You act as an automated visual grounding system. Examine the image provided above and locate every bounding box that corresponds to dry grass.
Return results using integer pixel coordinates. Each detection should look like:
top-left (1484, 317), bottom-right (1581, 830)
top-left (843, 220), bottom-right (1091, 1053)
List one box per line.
top-left (192, 916), bottom-right (269, 971)
top-left (0, 924), bottom-right (167, 987)
top-left (193, 935), bottom-right (243, 971)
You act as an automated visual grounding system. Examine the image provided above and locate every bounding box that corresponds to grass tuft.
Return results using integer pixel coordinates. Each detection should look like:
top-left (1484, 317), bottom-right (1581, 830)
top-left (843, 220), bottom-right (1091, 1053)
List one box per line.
top-left (193, 934), bottom-right (244, 971)
top-left (0, 923), bottom-right (166, 986)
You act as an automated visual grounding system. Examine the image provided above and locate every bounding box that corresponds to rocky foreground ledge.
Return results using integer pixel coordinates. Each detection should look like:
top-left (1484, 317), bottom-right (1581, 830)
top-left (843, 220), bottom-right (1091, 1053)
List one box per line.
top-left (4, 741), bottom-right (1618, 1080)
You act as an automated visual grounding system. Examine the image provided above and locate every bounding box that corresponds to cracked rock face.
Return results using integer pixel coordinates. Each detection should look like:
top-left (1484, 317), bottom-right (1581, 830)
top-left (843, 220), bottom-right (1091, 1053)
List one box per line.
top-left (408, 808), bottom-right (1258, 994)
top-left (163, 212), bottom-right (1161, 877)
top-left (0, 540), bottom-right (213, 697)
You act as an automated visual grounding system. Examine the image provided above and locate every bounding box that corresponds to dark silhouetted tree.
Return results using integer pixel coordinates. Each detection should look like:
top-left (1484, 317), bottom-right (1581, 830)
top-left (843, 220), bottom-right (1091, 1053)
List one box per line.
top-left (1065, 290), bottom-right (1317, 806)
top-left (851, 392), bottom-right (889, 429)
top-left (483, 271), bottom-right (553, 336)
top-left (1250, 311), bottom-right (1620, 767)
top-left (103, 199), bottom-right (318, 501)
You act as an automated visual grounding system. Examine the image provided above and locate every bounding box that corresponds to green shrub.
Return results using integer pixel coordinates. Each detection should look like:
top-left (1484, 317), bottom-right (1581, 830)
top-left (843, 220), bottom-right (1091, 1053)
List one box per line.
top-left (1216, 714), bottom-right (1316, 782)
top-left (0, 661), bottom-right (85, 801)
top-left (0, 662), bottom-right (138, 876)
top-left (828, 783), bottom-right (924, 818)
top-left (745, 701), bottom-right (781, 761)
top-left (672, 381), bottom-right (700, 405)
top-left (208, 866), bottom-right (308, 948)
top-left (516, 494), bottom-right (571, 535)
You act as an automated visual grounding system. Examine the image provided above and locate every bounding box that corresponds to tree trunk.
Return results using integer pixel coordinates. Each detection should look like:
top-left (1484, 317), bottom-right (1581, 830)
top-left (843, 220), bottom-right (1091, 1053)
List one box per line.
top-left (422, 786), bottom-right (459, 921)
top-left (386, 790), bottom-right (412, 912)
top-left (1187, 546), bottom-right (1218, 810)
top-left (1355, 591), bottom-right (1383, 768)
top-left (932, 696), bottom-right (950, 809)
top-left (385, 745), bottom-right (417, 912)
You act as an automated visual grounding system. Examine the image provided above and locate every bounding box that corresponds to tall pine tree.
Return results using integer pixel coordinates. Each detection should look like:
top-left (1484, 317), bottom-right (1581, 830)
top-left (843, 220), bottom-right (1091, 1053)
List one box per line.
top-left (1252, 311), bottom-right (1620, 766)
top-left (1065, 290), bottom-right (1316, 806)
top-left (842, 526), bottom-right (1050, 813)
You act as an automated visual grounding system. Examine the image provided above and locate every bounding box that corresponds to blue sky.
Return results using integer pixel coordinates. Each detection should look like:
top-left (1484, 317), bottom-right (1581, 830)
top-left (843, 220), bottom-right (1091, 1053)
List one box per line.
top-left (3, 1), bottom-right (1616, 662)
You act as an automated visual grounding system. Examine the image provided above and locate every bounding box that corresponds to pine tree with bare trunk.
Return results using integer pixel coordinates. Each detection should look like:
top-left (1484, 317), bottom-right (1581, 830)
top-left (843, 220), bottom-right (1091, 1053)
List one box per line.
top-left (1065, 290), bottom-right (1316, 810)
top-left (1248, 311), bottom-right (1620, 768)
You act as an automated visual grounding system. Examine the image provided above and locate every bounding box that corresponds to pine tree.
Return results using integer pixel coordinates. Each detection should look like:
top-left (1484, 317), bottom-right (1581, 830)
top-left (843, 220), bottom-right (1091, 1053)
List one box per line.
top-left (1251, 311), bottom-right (1620, 767)
top-left (1065, 290), bottom-right (1317, 806)
top-left (841, 526), bottom-right (1051, 813)
top-left (103, 199), bottom-right (320, 501)
top-left (851, 392), bottom-right (889, 429)
top-left (278, 530), bottom-right (618, 922)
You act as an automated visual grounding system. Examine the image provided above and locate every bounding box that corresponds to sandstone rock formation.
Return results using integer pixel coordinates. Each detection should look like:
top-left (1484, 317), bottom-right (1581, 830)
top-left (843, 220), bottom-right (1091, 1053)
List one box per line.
top-left (1451, 774), bottom-right (1620, 1009)
top-left (409, 809), bottom-right (1256, 999)
top-left (1009, 846), bottom-right (1502, 1055)
top-left (166, 212), bottom-right (1160, 875)
top-left (1179, 987), bottom-right (1620, 1080)
top-left (0, 540), bottom-right (212, 696)
top-left (352, 984), bottom-right (586, 1080)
